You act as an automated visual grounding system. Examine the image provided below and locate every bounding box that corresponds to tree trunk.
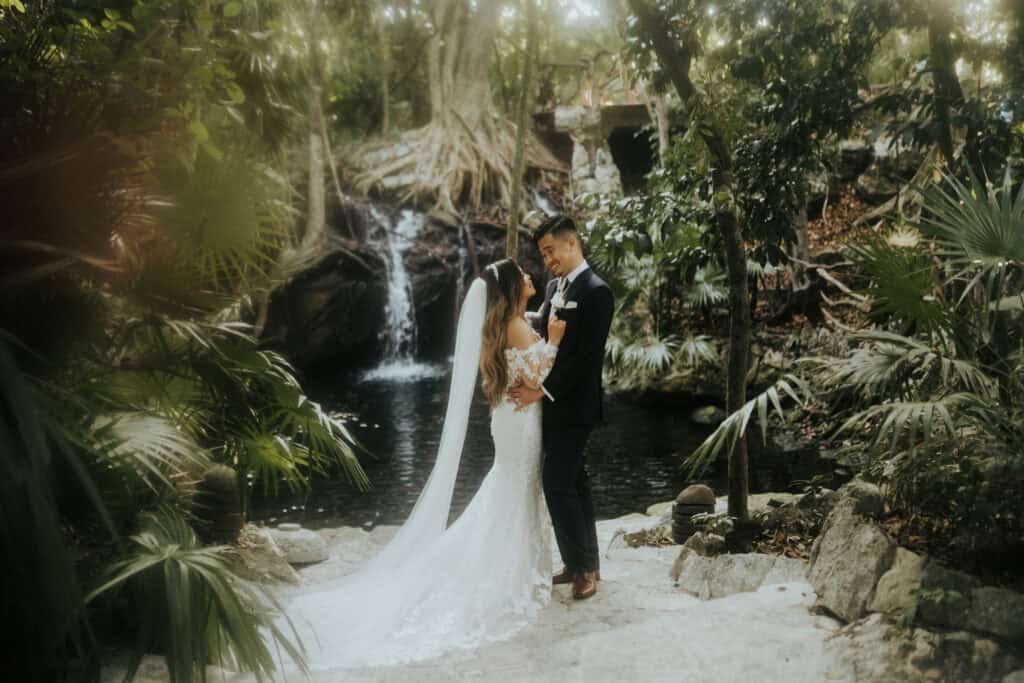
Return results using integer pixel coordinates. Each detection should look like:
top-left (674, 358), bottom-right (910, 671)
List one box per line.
top-left (629, 0), bottom-right (750, 522)
top-left (507, 0), bottom-right (538, 257)
top-left (787, 201), bottom-right (810, 290)
top-left (928, 0), bottom-right (967, 169)
top-left (303, 0), bottom-right (326, 250)
top-left (356, 0), bottom-right (564, 213)
top-left (304, 88), bottom-right (326, 250)
top-left (376, 3), bottom-right (391, 134)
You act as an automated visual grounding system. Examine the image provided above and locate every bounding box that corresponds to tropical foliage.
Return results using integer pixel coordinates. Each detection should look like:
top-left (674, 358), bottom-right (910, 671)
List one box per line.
top-left (1, 2), bottom-right (368, 681)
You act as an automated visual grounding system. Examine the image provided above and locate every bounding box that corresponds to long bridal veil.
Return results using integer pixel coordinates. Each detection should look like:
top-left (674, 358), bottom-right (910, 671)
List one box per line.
top-left (276, 278), bottom-right (487, 671)
top-left (358, 276), bottom-right (486, 572)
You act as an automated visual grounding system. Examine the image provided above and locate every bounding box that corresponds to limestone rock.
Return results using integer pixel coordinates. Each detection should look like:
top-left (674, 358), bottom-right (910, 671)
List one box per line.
top-left (645, 500), bottom-right (674, 519)
top-left (572, 142), bottom-right (621, 196)
top-left (229, 524), bottom-right (301, 585)
top-left (968, 586), bottom-right (1024, 642)
top-left (762, 556), bottom-right (809, 585)
top-left (808, 483), bottom-right (895, 622)
top-left (855, 170), bottom-right (902, 203)
top-left (268, 523), bottom-right (329, 564)
top-left (554, 105), bottom-right (600, 132)
top-left (828, 613), bottom-right (1021, 683)
top-left (868, 547), bottom-right (925, 619)
top-left (672, 552), bottom-right (808, 600)
top-left (689, 405), bottom-right (726, 425)
top-left (832, 479), bottom-right (885, 520)
top-left (916, 562), bottom-right (981, 631)
top-left (838, 138), bottom-right (873, 180)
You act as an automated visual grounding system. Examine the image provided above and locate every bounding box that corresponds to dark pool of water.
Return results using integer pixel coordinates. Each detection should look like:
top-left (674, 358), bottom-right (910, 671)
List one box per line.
top-left (251, 365), bottom-right (835, 529)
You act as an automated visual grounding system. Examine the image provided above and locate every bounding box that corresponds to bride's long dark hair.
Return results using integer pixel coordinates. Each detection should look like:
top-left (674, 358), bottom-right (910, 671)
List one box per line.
top-left (480, 259), bottom-right (524, 407)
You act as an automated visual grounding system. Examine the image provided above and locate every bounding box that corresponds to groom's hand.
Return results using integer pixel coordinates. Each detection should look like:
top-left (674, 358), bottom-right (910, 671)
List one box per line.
top-left (508, 383), bottom-right (544, 411)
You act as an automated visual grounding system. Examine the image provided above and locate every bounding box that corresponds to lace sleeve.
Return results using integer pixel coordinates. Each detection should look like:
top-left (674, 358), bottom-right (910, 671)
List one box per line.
top-left (507, 341), bottom-right (558, 388)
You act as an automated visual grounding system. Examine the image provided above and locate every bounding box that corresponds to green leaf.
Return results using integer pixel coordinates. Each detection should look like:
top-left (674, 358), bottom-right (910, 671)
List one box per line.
top-left (225, 82), bottom-right (246, 105)
top-left (223, 1), bottom-right (242, 17)
top-left (189, 119), bottom-right (209, 144)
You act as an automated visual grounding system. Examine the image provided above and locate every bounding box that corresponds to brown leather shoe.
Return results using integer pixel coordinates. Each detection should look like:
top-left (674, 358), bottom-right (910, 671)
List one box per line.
top-left (553, 567), bottom-right (601, 585)
top-left (572, 571), bottom-right (598, 600)
top-left (552, 567), bottom-right (574, 585)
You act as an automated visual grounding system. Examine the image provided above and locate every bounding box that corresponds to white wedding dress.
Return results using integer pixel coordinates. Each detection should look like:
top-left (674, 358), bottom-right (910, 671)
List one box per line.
top-left (275, 279), bottom-right (555, 672)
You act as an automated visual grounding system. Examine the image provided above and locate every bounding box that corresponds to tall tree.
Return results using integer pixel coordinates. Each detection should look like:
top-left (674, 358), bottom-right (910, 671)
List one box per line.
top-left (356, 0), bottom-right (563, 213)
top-left (628, 0), bottom-right (751, 522)
top-left (303, 0), bottom-right (327, 250)
top-left (507, 0), bottom-right (539, 257)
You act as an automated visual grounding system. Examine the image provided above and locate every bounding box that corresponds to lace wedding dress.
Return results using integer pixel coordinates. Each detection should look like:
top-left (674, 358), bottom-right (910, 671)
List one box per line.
top-left (275, 279), bottom-right (555, 671)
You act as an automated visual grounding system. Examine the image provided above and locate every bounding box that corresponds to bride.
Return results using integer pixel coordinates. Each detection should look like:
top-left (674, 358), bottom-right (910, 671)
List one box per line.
top-left (276, 258), bottom-right (566, 671)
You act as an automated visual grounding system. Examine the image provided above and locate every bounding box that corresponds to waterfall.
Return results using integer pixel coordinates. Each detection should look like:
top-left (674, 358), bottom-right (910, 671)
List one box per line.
top-left (382, 209), bottom-right (419, 359)
top-left (532, 189), bottom-right (557, 216)
top-left (362, 208), bottom-right (444, 382)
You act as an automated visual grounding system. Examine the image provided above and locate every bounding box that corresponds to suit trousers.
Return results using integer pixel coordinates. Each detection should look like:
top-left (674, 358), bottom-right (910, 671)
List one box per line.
top-left (542, 424), bottom-right (600, 574)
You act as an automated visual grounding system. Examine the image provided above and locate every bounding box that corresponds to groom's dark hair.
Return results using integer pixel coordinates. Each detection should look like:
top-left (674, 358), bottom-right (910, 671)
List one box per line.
top-left (531, 214), bottom-right (579, 245)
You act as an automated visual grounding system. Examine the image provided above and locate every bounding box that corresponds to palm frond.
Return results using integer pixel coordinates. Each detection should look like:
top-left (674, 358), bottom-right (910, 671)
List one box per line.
top-left (86, 511), bottom-right (307, 683)
top-left (622, 335), bottom-right (678, 373)
top-left (835, 393), bottom-right (973, 454)
top-left (916, 169), bottom-right (1024, 304)
top-left (146, 150), bottom-right (289, 295)
top-left (683, 374), bottom-right (813, 477)
top-left (685, 265), bottom-right (728, 308)
top-left (848, 235), bottom-right (945, 333)
top-left (0, 339), bottom-right (108, 681)
top-left (676, 334), bottom-right (719, 367)
top-left (94, 413), bottom-right (211, 492)
top-left (805, 331), bottom-right (994, 403)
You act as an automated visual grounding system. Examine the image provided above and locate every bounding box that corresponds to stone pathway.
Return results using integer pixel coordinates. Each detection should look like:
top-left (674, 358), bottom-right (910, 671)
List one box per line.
top-left (104, 503), bottom-right (855, 683)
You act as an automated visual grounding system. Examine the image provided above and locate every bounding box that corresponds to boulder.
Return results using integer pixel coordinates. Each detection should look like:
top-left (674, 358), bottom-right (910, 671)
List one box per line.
top-left (689, 405), bottom-right (726, 425)
top-left (808, 481), bottom-right (895, 622)
top-left (855, 170), bottom-right (902, 204)
top-left (763, 556), bottom-right (809, 585)
top-left (267, 523), bottom-right (329, 565)
top-left (672, 552), bottom-right (808, 600)
top-left (571, 142), bottom-right (622, 196)
top-left (868, 547), bottom-right (925, 619)
top-left (262, 246), bottom-right (388, 369)
top-left (229, 524), bottom-right (301, 585)
top-left (916, 562), bottom-right (982, 631)
top-left (828, 613), bottom-right (1022, 683)
top-left (968, 586), bottom-right (1024, 642)
top-left (645, 500), bottom-right (674, 519)
top-left (838, 138), bottom-right (873, 180)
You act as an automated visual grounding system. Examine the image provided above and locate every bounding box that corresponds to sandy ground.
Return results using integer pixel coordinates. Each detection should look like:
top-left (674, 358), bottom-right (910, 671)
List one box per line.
top-left (104, 498), bottom-right (854, 683)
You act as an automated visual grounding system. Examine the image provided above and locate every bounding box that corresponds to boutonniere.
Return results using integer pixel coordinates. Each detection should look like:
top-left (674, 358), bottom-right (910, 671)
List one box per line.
top-left (550, 292), bottom-right (577, 313)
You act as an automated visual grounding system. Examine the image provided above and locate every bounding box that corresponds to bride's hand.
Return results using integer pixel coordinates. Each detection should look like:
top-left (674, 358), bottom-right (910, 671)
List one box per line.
top-left (547, 316), bottom-right (566, 345)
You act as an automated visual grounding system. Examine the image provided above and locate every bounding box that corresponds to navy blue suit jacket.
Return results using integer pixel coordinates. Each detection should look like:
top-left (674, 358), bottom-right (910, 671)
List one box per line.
top-left (538, 267), bottom-right (614, 429)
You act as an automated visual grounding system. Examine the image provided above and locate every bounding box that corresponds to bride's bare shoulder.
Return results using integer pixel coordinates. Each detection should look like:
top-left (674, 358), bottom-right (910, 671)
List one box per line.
top-left (506, 317), bottom-right (539, 351)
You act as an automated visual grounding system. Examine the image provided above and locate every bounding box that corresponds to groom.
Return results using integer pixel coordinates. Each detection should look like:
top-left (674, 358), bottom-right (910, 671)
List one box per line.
top-left (509, 214), bottom-right (614, 601)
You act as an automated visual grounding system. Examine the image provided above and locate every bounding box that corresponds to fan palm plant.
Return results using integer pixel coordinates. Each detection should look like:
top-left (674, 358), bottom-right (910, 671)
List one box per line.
top-left (1, 5), bottom-right (368, 679)
top-left (86, 511), bottom-right (307, 683)
top-left (917, 170), bottom-right (1024, 307)
top-left (683, 373), bottom-right (813, 477)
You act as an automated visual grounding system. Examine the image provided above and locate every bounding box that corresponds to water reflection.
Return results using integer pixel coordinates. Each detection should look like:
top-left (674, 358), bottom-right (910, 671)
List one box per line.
top-left (252, 373), bottom-right (835, 529)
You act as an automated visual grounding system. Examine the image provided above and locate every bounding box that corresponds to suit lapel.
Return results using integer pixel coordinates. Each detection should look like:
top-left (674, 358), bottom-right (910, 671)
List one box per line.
top-left (563, 267), bottom-right (591, 304)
